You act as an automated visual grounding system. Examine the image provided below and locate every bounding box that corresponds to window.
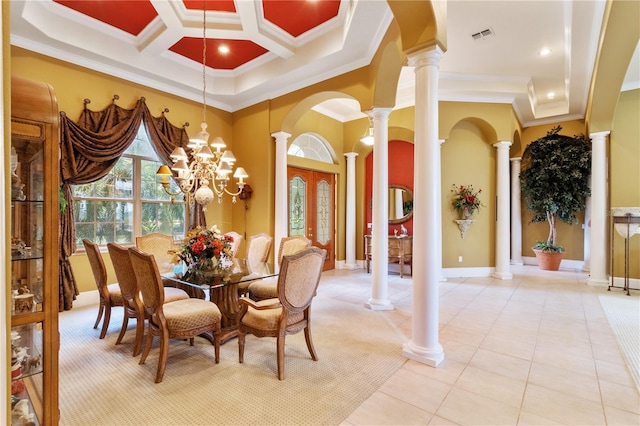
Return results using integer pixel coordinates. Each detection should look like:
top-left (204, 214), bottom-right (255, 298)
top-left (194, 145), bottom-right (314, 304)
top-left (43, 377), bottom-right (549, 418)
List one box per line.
top-left (73, 126), bottom-right (186, 246)
top-left (287, 133), bottom-right (335, 164)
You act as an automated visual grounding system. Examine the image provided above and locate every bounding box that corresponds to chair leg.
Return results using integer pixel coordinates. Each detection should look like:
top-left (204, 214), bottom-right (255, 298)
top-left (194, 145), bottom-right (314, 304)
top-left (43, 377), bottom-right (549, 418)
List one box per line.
top-left (304, 325), bottom-right (318, 361)
top-left (99, 304), bottom-right (112, 339)
top-left (132, 313), bottom-right (145, 357)
top-left (238, 329), bottom-right (245, 364)
top-left (93, 302), bottom-right (104, 329)
top-left (276, 333), bottom-right (286, 380)
top-left (155, 328), bottom-right (170, 383)
top-left (213, 322), bottom-right (221, 364)
top-left (139, 325), bottom-right (153, 365)
top-left (115, 310), bottom-right (129, 345)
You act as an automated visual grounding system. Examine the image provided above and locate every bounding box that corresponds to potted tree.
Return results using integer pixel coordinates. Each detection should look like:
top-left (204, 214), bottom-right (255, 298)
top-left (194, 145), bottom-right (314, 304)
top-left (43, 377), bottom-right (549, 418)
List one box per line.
top-left (520, 126), bottom-right (591, 270)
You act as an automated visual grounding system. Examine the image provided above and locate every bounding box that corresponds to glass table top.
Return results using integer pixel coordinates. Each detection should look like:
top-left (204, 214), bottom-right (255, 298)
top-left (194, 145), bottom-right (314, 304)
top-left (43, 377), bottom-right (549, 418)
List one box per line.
top-left (162, 258), bottom-right (276, 289)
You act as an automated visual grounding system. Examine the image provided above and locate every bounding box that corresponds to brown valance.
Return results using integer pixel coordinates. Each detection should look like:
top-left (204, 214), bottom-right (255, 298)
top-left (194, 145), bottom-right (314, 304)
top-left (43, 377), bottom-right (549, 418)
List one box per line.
top-left (58, 97), bottom-right (204, 311)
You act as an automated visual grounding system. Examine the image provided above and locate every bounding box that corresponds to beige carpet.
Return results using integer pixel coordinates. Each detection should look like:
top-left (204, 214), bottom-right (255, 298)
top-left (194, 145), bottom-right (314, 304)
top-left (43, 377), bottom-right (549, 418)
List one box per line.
top-left (599, 292), bottom-right (640, 392)
top-left (58, 295), bottom-right (406, 425)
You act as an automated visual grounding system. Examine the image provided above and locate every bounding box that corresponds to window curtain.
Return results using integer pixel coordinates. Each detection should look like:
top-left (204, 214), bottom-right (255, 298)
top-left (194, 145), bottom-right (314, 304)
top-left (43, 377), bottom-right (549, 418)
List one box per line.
top-left (58, 97), bottom-right (204, 311)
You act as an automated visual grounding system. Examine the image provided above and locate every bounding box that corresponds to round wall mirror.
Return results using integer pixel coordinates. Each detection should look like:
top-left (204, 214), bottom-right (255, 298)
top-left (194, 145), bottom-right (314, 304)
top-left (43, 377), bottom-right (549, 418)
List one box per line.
top-left (388, 184), bottom-right (413, 224)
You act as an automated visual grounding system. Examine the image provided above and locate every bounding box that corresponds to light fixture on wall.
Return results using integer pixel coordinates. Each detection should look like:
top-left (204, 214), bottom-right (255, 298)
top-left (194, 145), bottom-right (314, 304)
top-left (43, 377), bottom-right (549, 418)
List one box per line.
top-left (360, 120), bottom-right (374, 146)
top-left (157, 0), bottom-right (247, 210)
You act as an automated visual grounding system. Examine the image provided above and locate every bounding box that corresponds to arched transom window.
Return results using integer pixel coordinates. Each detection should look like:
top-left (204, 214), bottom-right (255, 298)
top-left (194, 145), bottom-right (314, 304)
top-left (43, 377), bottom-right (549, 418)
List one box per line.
top-left (288, 133), bottom-right (335, 164)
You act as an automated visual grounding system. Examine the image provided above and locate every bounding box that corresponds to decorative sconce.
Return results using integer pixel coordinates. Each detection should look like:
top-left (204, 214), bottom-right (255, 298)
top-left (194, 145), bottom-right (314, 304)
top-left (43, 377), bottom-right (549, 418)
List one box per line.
top-left (454, 219), bottom-right (474, 239)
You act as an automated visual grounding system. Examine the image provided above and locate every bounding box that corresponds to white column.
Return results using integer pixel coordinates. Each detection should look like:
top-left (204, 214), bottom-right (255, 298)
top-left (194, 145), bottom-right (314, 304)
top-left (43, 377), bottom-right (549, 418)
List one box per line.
top-left (272, 131), bottom-right (290, 272)
top-left (510, 157), bottom-right (524, 266)
top-left (493, 141), bottom-right (513, 279)
top-left (365, 108), bottom-right (394, 311)
top-left (402, 46), bottom-right (444, 367)
top-left (587, 131), bottom-right (610, 286)
top-left (583, 178), bottom-right (591, 272)
top-left (438, 139), bottom-right (446, 282)
top-left (344, 152), bottom-right (359, 270)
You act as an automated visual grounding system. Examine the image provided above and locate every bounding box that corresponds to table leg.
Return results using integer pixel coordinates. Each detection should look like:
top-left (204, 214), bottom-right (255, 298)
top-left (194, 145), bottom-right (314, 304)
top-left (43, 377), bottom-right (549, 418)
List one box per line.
top-left (209, 284), bottom-right (241, 343)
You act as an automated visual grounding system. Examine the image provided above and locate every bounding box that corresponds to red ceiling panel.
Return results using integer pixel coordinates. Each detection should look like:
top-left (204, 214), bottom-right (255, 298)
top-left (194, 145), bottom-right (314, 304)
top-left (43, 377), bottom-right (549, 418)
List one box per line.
top-left (54, 0), bottom-right (158, 36)
top-left (170, 38), bottom-right (268, 70)
top-left (182, 0), bottom-right (236, 13)
top-left (263, 0), bottom-right (340, 37)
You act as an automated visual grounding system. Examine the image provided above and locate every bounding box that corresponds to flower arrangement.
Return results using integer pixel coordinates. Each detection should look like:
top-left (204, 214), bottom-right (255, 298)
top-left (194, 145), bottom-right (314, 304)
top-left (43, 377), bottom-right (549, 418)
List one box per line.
top-left (171, 225), bottom-right (235, 273)
top-left (451, 184), bottom-right (483, 217)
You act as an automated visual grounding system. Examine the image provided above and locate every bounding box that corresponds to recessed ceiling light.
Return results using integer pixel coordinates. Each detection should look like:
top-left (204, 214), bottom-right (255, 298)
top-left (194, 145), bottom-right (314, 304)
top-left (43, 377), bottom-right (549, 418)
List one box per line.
top-left (547, 92), bottom-right (555, 99)
top-left (539, 48), bottom-right (551, 56)
top-left (218, 45), bottom-right (229, 55)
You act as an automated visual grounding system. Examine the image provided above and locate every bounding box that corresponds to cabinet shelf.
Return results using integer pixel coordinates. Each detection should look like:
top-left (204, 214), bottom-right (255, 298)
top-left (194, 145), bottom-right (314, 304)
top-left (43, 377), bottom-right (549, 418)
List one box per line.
top-left (11, 251), bottom-right (44, 261)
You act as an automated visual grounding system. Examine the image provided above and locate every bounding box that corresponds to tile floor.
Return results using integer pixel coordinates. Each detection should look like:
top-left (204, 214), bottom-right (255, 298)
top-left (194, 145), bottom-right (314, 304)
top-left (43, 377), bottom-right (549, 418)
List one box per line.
top-left (316, 265), bottom-right (640, 426)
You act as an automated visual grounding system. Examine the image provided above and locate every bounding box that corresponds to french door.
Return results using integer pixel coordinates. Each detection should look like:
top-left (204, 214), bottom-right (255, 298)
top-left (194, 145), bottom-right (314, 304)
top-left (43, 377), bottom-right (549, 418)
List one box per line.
top-left (287, 167), bottom-right (335, 271)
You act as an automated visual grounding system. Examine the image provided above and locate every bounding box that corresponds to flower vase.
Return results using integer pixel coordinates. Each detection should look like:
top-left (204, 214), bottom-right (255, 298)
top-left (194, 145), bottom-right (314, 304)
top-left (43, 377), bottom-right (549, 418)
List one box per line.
top-left (461, 207), bottom-right (472, 220)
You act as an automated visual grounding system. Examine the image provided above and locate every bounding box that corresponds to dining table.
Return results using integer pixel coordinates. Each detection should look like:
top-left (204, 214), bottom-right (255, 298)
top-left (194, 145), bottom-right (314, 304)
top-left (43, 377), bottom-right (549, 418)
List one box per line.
top-left (163, 259), bottom-right (277, 343)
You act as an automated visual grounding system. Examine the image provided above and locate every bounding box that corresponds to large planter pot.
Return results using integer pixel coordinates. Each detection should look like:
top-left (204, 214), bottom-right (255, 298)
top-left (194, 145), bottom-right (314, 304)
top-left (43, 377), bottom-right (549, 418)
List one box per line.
top-left (533, 249), bottom-right (564, 271)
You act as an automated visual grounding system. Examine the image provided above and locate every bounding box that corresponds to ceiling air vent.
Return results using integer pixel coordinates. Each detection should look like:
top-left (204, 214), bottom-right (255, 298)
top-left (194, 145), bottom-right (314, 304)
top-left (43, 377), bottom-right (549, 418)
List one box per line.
top-left (471, 28), bottom-right (495, 41)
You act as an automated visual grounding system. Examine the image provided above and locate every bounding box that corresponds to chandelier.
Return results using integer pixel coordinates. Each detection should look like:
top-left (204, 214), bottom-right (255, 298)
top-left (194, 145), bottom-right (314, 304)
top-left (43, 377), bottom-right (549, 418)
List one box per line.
top-left (156, 0), bottom-right (247, 210)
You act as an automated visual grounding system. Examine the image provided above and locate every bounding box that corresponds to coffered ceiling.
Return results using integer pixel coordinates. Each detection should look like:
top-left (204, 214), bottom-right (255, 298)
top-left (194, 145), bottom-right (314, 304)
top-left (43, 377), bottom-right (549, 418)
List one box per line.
top-left (10, 1), bottom-right (639, 127)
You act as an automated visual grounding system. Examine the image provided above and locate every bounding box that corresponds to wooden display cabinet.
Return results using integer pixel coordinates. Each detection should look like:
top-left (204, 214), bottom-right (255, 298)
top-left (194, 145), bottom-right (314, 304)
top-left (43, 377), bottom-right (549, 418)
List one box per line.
top-left (9, 76), bottom-right (59, 425)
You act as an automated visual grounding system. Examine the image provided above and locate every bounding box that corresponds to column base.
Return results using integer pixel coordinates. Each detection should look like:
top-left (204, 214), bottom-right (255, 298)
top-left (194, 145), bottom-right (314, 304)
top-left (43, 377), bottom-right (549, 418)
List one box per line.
top-left (510, 259), bottom-right (524, 266)
top-left (492, 271), bottom-right (513, 280)
top-left (365, 299), bottom-right (394, 311)
top-left (342, 262), bottom-right (359, 270)
top-left (402, 341), bottom-right (444, 367)
top-left (587, 277), bottom-right (609, 287)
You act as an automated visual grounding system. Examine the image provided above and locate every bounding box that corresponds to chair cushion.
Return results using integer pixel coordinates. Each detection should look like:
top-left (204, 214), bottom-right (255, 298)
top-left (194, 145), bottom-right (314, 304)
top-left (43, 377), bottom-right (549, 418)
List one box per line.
top-left (247, 277), bottom-right (277, 300)
top-left (241, 298), bottom-right (304, 331)
top-left (107, 283), bottom-right (123, 304)
top-left (163, 287), bottom-right (190, 303)
top-left (162, 299), bottom-right (221, 332)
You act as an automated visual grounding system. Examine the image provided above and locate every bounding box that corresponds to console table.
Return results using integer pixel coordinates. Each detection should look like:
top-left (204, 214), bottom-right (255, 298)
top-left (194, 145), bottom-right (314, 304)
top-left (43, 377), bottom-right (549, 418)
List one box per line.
top-left (364, 235), bottom-right (413, 278)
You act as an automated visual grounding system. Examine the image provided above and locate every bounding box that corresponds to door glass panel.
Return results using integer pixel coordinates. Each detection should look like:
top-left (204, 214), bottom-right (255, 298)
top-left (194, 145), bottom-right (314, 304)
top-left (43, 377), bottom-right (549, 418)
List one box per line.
top-left (289, 176), bottom-right (306, 236)
top-left (316, 179), bottom-right (330, 244)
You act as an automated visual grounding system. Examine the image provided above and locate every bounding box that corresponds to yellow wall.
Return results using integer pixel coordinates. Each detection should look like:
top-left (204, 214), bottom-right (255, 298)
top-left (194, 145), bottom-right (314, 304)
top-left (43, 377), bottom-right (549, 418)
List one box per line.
top-left (610, 89), bottom-right (640, 279)
top-left (441, 120), bottom-right (495, 267)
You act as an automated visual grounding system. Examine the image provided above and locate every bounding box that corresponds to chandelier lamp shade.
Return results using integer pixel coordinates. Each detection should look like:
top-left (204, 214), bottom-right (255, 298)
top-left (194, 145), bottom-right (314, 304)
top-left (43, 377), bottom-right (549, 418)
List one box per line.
top-left (156, 0), bottom-right (247, 210)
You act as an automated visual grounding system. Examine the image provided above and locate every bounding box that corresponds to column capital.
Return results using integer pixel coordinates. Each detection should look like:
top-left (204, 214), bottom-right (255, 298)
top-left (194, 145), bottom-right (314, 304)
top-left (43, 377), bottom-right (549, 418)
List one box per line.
top-left (344, 152), bottom-right (359, 160)
top-left (493, 140), bottom-right (512, 149)
top-left (439, 139), bottom-right (446, 145)
top-left (589, 131), bottom-right (610, 142)
top-left (510, 157), bottom-right (522, 162)
top-left (271, 131), bottom-right (291, 142)
top-left (364, 108), bottom-right (393, 121)
top-left (407, 45), bottom-right (444, 68)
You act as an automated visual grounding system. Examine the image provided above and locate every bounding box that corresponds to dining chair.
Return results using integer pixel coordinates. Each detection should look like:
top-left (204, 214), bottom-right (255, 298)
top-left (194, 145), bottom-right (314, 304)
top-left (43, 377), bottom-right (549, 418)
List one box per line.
top-left (106, 243), bottom-right (190, 357)
top-left (128, 247), bottom-right (222, 383)
top-left (237, 233), bottom-right (273, 296)
top-left (248, 235), bottom-right (312, 301)
top-left (83, 239), bottom-right (124, 339)
top-left (135, 233), bottom-right (175, 274)
top-left (237, 246), bottom-right (326, 380)
top-left (223, 231), bottom-right (243, 257)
